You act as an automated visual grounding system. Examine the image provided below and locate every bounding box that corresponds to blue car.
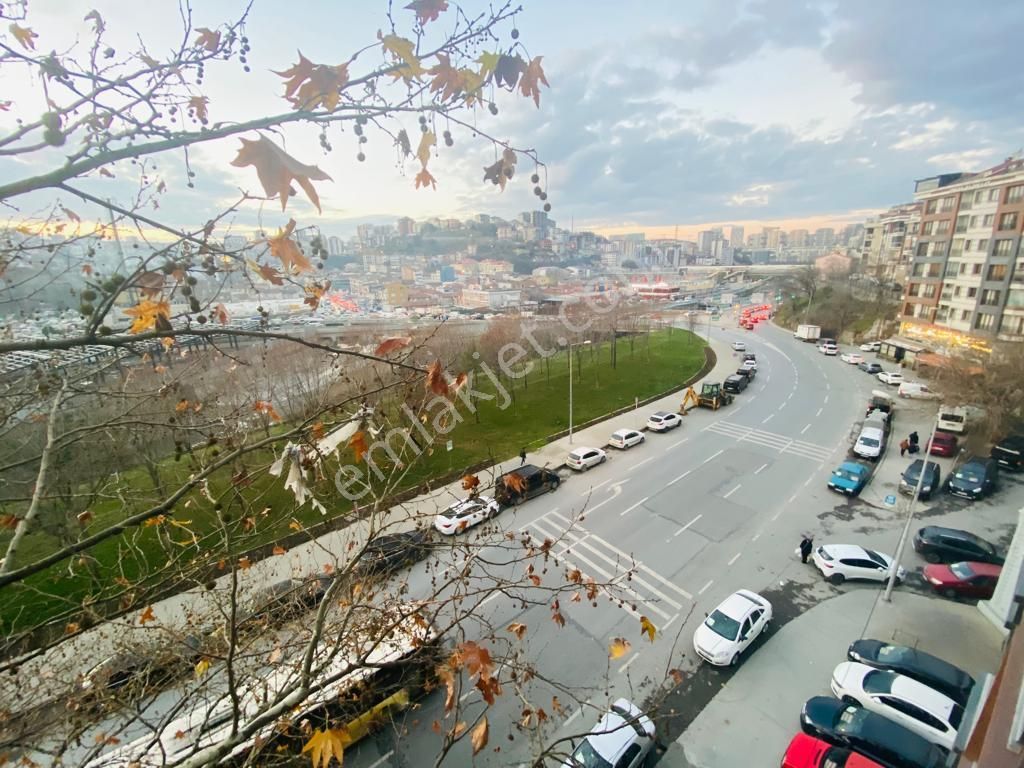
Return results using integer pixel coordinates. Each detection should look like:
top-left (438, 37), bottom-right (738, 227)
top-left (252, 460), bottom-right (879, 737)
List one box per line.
top-left (828, 461), bottom-right (872, 496)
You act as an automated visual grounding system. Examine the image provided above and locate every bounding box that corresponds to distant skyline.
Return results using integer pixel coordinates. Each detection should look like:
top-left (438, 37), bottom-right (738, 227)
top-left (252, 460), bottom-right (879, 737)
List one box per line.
top-left (3, 1), bottom-right (1023, 240)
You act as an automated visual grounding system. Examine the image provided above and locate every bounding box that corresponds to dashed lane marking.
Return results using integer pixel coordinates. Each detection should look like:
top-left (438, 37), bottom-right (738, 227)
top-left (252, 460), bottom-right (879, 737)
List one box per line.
top-left (580, 479), bottom-right (612, 496)
top-left (701, 449), bottom-right (725, 464)
top-left (666, 437), bottom-right (689, 450)
top-left (723, 484), bottom-right (742, 499)
top-left (661, 612), bottom-right (682, 632)
top-left (674, 514), bottom-right (702, 537)
top-left (627, 455), bottom-right (656, 471)
top-left (667, 469), bottom-right (692, 486)
top-left (755, 462), bottom-right (769, 474)
top-left (563, 699), bottom-right (590, 727)
top-left (619, 496), bottom-right (650, 517)
top-left (816, 407), bottom-right (823, 417)
top-left (698, 579), bottom-right (714, 595)
top-left (617, 651), bottom-right (641, 675)
top-left (728, 552), bottom-right (742, 566)
top-left (762, 414), bottom-right (774, 424)
top-left (752, 532), bottom-right (761, 542)
top-left (801, 423), bottom-right (811, 434)
top-left (367, 752), bottom-right (395, 768)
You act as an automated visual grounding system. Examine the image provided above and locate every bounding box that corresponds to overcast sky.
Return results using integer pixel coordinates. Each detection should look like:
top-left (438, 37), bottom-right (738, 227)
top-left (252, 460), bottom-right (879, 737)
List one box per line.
top-left (3, 0), bottom-right (1023, 240)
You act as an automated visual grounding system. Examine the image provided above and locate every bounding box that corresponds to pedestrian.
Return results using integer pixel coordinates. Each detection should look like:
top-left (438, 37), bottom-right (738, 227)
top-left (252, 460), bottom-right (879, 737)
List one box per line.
top-left (519, 447), bottom-right (527, 466)
top-left (799, 535), bottom-right (814, 564)
top-left (900, 438), bottom-right (909, 457)
top-left (909, 431), bottom-right (919, 448)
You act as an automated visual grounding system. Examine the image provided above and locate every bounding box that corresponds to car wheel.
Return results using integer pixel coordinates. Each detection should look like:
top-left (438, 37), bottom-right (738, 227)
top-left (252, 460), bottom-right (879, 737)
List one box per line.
top-left (729, 651), bottom-right (740, 667)
top-left (943, 587), bottom-right (958, 599)
top-left (924, 552), bottom-right (941, 564)
top-left (547, 481), bottom-right (558, 492)
top-left (841, 695), bottom-right (859, 706)
top-left (829, 573), bottom-right (846, 585)
top-left (601, 455), bottom-right (607, 464)
top-left (582, 462), bottom-right (590, 472)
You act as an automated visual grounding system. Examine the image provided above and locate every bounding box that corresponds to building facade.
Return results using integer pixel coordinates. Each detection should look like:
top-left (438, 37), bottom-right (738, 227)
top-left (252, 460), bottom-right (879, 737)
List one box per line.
top-left (862, 203), bottom-right (922, 285)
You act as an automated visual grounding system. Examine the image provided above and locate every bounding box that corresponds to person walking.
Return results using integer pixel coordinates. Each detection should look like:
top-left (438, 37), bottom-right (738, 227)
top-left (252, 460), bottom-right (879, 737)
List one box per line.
top-left (799, 535), bottom-right (814, 564)
top-left (519, 447), bottom-right (527, 466)
top-left (900, 438), bottom-right (909, 457)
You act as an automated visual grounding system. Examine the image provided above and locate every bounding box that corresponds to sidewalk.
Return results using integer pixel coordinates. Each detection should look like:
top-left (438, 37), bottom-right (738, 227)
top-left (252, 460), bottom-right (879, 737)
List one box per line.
top-left (659, 588), bottom-right (1004, 768)
top-left (5, 330), bottom-right (739, 713)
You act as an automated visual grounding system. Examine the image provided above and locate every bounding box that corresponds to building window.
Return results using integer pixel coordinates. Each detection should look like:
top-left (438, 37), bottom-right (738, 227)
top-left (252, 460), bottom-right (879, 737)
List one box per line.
top-left (988, 264), bottom-right (1008, 281)
top-left (983, 214), bottom-right (996, 227)
top-left (940, 196), bottom-right (956, 212)
top-left (1007, 289), bottom-right (1024, 308)
top-left (980, 289), bottom-right (1002, 306)
top-left (968, 287), bottom-right (978, 298)
top-left (1007, 185), bottom-right (1024, 204)
top-left (961, 309), bottom-right (971, 321)
top-left (972, 263), bottom-right (983, 275)
top-left (999, 212), bottom-right (1019, 231)
top-left (955, 215), bottom-right (969, 234)
top-left (945, 261), bottom-right (960, 278)
top-left (979, 239), bottom-right (990, 253)
top-left (916, 242), bottom-right (929, 257)
top-left (989, 188), bottom-right (999, 202)
top-left (975, 313), bottom-right (995, 330)
top-left (922, 284), bottom-right (937, 298)
top-left (921, 221), bottom-right (934, 236)
top-left (925, 199), bottom-right (938, 215)
top-left (1001, 315), bottom-right (1024, 335)
top-left (936, 220), bottom-right (950, 234)
top-left (964, 240), bottom-right (972, 252)
top-left (954, 286), bottom-right (963, 297)
top-left (994, 239), bottom-right (1014, 257)
top-left (930, 242), bottom-right (947, 258)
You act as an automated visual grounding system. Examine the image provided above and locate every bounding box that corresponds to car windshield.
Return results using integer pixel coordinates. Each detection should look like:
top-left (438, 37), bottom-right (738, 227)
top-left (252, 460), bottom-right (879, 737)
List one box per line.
top-left (833, 468), bottom-right (857, 481)
top-left (862, 670), bottom-right (895, 695)
top-left (568, 738), bottom-right (613, 768)
top-left (705, 609), bottom-right (740, 641)
top-left (949, 562), bottom-right (976, 579)
top-left (954, 469), bottom-right (981, 482)
top-left (864, 549), bottom-right (888, 568)
top-left (859, 437), bottom-right (880, 448)
top-left (876, 645), bottom-right (912, 664)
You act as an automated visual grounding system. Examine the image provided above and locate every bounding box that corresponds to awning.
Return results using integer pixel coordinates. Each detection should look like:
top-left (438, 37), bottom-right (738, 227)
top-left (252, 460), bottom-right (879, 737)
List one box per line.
top-left (880, 336), bottom-right (929, 353)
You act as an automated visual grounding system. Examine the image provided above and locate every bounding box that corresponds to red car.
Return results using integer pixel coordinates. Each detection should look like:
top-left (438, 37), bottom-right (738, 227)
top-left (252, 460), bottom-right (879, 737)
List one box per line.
top-left (781, 733), bottom-right (885, 768)
top-left (930, 431), bottom-right (958, 457)
top-left (923, 561), bottom-right (1002, 599)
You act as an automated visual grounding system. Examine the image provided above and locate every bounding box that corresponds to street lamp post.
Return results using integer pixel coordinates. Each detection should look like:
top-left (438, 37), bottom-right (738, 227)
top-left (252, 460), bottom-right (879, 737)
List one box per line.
top-left (883, 415), bottom-right (941, 602)
top-left (568, 340), bottom-right (592, 444)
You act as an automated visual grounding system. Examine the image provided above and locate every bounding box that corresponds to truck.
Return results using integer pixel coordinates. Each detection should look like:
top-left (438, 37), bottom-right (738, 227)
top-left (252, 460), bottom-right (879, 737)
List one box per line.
top-left (794, 324), bottom-right (821, 342)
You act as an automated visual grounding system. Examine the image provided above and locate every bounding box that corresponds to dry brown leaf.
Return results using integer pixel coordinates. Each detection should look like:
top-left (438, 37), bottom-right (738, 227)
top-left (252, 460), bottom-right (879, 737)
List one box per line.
top-left (230, 135), bottom-right (332, 212)
top-left (301, 728), bottom-right (350, 768)
top-left (374, 337), bottom-right (411, 357)
top-left (425, 360), bottom-right (450, 396)
top-left (552, 695), bottom-right (564, 715)
top-left (272, 545), bottom-right (287, 556)
top-left (609, 637), bottom-right (631, 659)
top-left (416, 131), bottom-right (435, 168)
top-left (506, 622), bottom-right (527, 640)
top-left (349, 431), bottom-right (368, 463)
top-left (194, 658), bottom-right (210, 678)
top-left (188, 96), bottom-right (209, 122)
top-left (65, 622), bottom-right (80, 635)
top-left (134, 271), bottom-right (165, 297)
top-left (98, 167), bottom-right (114, 178)
top-left (461, 474), bottom-right (481, 492)
top-left (275, 52), bottom-right (350, 111)
top-left (124, 299), bottom-right (171, 334)
top-left (470, 716), bottom-right (488, 755)
top-left (194, 27), bottom-right (220, 52)
top-left (267, 220), bottom-right (313, 274)
top-left (568, 568), bottom-right (583, 584)
top-left (253, 400), bottom-right (282, 423)
top-left (76, 510), bottom-right (93, 526)
top-left (415, 168), bottom-right (437, 190)
top-left (452, 721), bottom-right (467, 739)
top-left (238, 556), bottom-right (252, 570)
top-left (551, 600), bottom-right (566, 628)
top-left (431, 720), bottom-right (441, 734)
top-left (640, 615), bottom-right (657, 643)
top-left (0, 514), bottom-right (19, 530)
top-left (211, 303), bottom-right (229, 324)
top-left (138, 606), bottom-right (156, 625)
top-left (289, 519), bottom-right (303, 532)
top-left (9, 24), bottom-right (38, 50)
top-left (669, 668), bottom-right (685, 685)
top-left (405, 0), bottom-right (448, 26)
top-left (519, 56), bottom-right (550, 107)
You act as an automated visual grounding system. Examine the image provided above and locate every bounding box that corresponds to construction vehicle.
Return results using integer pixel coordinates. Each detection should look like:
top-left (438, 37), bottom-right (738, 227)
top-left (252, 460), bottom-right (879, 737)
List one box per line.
top-left (680, 387), bottom-right (700, 413)
top-left (681, 384), bottom-right (733, 413)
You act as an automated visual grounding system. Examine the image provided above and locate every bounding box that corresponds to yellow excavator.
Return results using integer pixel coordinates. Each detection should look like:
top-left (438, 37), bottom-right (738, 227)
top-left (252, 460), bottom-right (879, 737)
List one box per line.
top-left (681, 383), bottom-right (733, 413)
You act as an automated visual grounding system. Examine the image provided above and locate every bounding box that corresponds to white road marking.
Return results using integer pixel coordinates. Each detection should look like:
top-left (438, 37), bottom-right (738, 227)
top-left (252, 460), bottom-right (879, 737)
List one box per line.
top-left (755, 462), bottom-right (769, 474)
top-left (801, 423), bottom-right (811, 434)
top-left (617, 651), bottom-right (641, 676)
top-left (788, 492), bottom-right (799, 503)
top-left (752, 532), bottom-right (761, 542)
top-left (674, 514), bottom-right (702, 537)
top-left (661, 612), bottom-right (681, 632)
top-left (666, 437), bottom-right (690, 450)
top-left (803, 475), bottom-right (813, 486)
top-left (628, 455), bottom-right (656, 471)
top-left (762, 414), bottom-right (774, 424)
top-left (723, 484), bottom-right (742, 499)
top-left (479, 591), bottom-right (502, 607)
top-left (728, 552), bottom-right (742, 566)
top-left (619, 496), bottom-right (650, 517)
top-left (518, 508), bottom-right (559, 532)
top-left (701, 449), bottom-right (724, 464)
top-left (786, 392), bottom-right (794, 401)
top-left (579, 484), bottom-right (628, 514)
top-left (824, 395), bottom-right (830, 403)
top-left (698, 579), bottom-right (714, 595)
top-left (779, 401), bottom-right (788, 411)
top-left (765, 375), bottom-right (770, 383)
top-left (667, 469), bottom-right (692, 486)
top-left (771, 512), bottom-right (781, 521)
top-left (563, 700), bottom-right (589, 727)
top-left (367, 752), bottom-right (395, 768)
top-left (580, 478), bottom-right (612, 496)
top-left (815, 407), bottom-right (823, 417)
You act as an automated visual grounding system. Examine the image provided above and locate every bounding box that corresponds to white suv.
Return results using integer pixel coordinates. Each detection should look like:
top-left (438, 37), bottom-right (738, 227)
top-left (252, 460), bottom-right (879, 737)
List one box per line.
top-left (876, 371), bottom-right (904, 385)
top-left (647, 411), bottom-right (682, 432)
top-left (566, 447), bottom-right (606, 471)
top-left (812, 544), bottom-right (905, 586)
top-left (564, 699), bottom-right (655, 768)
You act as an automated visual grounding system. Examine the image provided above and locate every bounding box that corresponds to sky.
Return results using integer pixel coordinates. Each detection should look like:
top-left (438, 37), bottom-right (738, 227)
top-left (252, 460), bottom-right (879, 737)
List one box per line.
top-left (2, 0), bottom-right (1024, 241)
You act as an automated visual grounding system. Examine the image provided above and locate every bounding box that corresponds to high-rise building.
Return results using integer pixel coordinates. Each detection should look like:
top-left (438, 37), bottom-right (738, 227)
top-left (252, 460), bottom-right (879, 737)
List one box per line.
top-left (729, 226), bottom-right (744, 250)
top-left (788, 229), bottom-right (809, 248)
top-left (861, 204), bottom-right (921, 284)
top-left (327, 236), bottom-right (343, 256)
top-left (763, 226), bottom-right (781, 250)
top-left (814, 228), bottom-right (835, 248)
top-left (900, 155), bottom-right (1024, 348)
top-left (396, 217), bottom-right (416, 236)
top-left (697, 230), bottom-right (716, 255)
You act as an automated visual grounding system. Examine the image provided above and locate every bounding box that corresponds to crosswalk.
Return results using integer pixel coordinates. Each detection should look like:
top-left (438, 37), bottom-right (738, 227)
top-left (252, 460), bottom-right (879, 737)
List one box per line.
top-left (520, 508), bottom-right (692, 622)
top-left (704, 420), bottom-right (834, 463)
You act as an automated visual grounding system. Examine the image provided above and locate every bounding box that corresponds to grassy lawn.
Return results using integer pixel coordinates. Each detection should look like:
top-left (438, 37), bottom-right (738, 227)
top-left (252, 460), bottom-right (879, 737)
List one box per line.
top-left (0, 329), bottom-right (707, 640)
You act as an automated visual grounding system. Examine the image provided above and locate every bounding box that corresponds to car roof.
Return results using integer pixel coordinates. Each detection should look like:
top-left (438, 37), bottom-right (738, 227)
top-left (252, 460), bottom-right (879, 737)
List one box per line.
top-left (611, 428), bottom-right (638, 437)
top-left (585, 699), bottom-right (652, 760)
top-left (954, 562), bottom-right (1003, 576)
top-left (651, 410), bottom-right (671, 417)
top-left (504, 464), bottom-right (544, 479)
top-left (839, 461), bottom-right (869, 473)
top-left (882, 672), bottom-right (961, 724)
top-left (442, 497), bottom-right (490, 515)
top-left (569, 447), bottom-right (600, 456)
top-left (822, 543), bottom-right (870, 559)
top-left (919, 526), bottom-right (987, 544)
top-left (715, 589), bottom-right (767, 620)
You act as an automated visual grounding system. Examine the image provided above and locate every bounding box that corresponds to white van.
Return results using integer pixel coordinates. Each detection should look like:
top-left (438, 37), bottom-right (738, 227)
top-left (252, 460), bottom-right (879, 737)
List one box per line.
top-left (897, 381), bottom-right (940, 400)
top-left (937, 405), bottom-right (968, 434)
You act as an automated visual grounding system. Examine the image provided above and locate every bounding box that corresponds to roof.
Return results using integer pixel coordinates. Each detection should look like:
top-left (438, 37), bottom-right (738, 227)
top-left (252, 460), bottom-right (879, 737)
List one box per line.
top-left (880, 336), bottom-right (928, 353)
top-left (822, 544), bottom-right (870, 559)
top-left (716, 590), bottom-right (766, 620)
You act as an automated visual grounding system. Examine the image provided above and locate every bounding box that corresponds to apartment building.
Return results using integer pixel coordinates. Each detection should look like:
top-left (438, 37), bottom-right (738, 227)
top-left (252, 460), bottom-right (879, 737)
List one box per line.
top-left (861, 203), bottom-right (921, 284)
top-left (900, 156), bottom-right (1024, 350)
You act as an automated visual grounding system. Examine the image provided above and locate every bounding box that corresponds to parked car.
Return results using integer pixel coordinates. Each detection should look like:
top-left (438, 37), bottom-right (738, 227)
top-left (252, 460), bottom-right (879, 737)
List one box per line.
top-left (923, 561), bottom-right (1001, 600)
top-left (77, 637), bottom-right (206, 696)
top-left (646, 411), bottom-right (682, 432)
top-left (830, 663), bottom-right (963, 751)
top-left (735, 366), bottom-right (756, 381)
top-left (724, 374), bottom-right (749, 394)
top-left (936, 405), bottom-right (967, 433)
top-left (847, 640), bottom-right (975, 707)
top-left (743, 352), bottom-right (757, 363)
top-left (494, 464), bottom-right (560, 506)
top-left (865, 390), bottom-right (895, 419)
top-left (741, 358), bottom-right (758, 372)
top-left (828, 461), bottom-right (872, 496)
top-left (732, 341), bottom-right (746, 351)
top-left (912, 526), bottom-right (1003, 566)
top-left (812, 544), bottom-right (905, 586)
top-left (853, 418), bottom-right (886, 461)
top-left (897, 382), bottom-right (940, 400)
top-left (609, 429), bottom-right (644, 449)
top-left (692, 589), bottom-right (772, 667)
top-left (355, 529), bottom-right (432, 577)
top-left (945, 457), bottom-right (998, 500)
top-left (876, 371), bottom-right (904, 386)
top-left (820, 343), bottom-right (839, 356)
top-left (434, 496), bottom-right (500, 535)
top-left (800, 697), bottom-right (947, 768)
top-left (860, 341), bottom-right (882, 352)
top-left (567, 447), bottom-right (607, 472)
top-left (239, 578), bottom-right (310, 627)
top-left (781, 732), bottom-right (886, 768)
top-left (899, 460), bottom-right (941, 500)
top-left (929, 431), bottom-right (958, 457)
top-left (991, 433), bottom-right (1024, 470)
top-left (564, 699), bottom-right (655, 768)
top-left (858, 362), bottom-right (884, 375)
top-left (841, 353), bottom-right (864, 365)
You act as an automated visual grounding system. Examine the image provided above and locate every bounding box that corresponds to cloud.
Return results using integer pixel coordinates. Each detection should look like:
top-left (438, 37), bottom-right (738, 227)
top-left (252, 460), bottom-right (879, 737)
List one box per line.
top-left (728, 184), bottom-right (775, 207)
top-left (927, 148), bottom-right (1000, 170)
top-left (890, 118), bottom-right (957, 151)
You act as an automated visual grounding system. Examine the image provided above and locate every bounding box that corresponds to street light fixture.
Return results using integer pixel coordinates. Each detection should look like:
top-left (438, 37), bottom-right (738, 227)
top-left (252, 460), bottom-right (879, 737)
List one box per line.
top-left (883, 414), bottom-right (941, 603)
top-left (568, 339), bottom-right (592, 444)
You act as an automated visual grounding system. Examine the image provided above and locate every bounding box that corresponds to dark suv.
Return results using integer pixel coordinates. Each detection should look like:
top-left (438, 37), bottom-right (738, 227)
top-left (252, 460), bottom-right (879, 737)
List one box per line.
top-left (913, 525), bottom-right (1003, 565)
top-left (735, 366), bottom-right (756, 382)
top-left (723, 374), bottom-right (748, 394)
top-left (991, 433), bottom-right (1024, 471)
top-left (945, 457), bottom-right (998, 500)
top-left (495, 464), bottom-right (560, 507)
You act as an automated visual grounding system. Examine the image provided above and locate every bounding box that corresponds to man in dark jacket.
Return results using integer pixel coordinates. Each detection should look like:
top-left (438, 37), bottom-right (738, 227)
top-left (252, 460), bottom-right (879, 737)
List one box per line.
top-left (799, 535), bottom-right (814, 564)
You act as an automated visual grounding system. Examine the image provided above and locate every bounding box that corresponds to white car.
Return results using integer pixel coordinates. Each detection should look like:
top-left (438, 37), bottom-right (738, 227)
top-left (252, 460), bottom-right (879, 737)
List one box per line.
top-left (830, 661), bottom-right (963, 750)
top-left (646, 411), bottom-right (682, 432)
top-left (819, 343), bottom-right (838, 355)
top-left (840, 353), bottom-right (864, 365)
top-left (732, 341), bottom-right (746, 351)
top-left (434, 496), bottom-right (500, 535)
top-left (566, 447), bottom-right (607, 471)
top-left (741, 359), bottom-right (758, 371)
top-left (812, 544), bottom-right (906, 586)
top-left (565, 699), bottom-right (655, 768)
top-left (860, 340), bottom-right (882, 352)
top-left (609, 429), bottom-right (645, 449)
top-left (692, 589), bottom-right (772, 666)
top-left (898, 381), bottom-right (941, 400)
top-left (876, 371), bottom-right (904, 385)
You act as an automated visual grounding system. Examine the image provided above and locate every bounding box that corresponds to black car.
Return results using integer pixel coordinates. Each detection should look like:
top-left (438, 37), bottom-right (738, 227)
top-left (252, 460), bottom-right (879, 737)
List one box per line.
top-left (239, 578), bottom-right (311, 627)
top-left (355, 529), bottom-right (432, 578)
top-left (76, 632), bottom-right (211, 696)
top-left (913, 526), bottom-right (1004, 566)
top-left (847, 639), bottom-right (975, 707)
top-left (800, 696), bottom-right (947, 768)
top-left (899, 460), bottom-right (941, 500)
top-left (723, 374), bottom-right (748, 394)
top-left (494, 464), bottom-right (560, 506)
top-left (735, 366), bottom-right (756, 381)
top-left (945, 457), bottom-right (998, 500)
top-left (991, 433), bottom-right (1024, 471)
